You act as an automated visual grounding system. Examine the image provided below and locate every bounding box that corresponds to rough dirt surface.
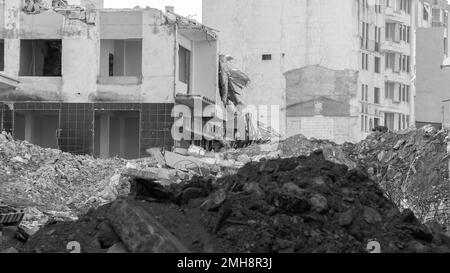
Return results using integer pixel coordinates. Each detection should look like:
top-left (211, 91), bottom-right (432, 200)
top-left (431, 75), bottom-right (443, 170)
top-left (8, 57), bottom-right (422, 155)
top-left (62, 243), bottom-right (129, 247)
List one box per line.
top-left (198, 151), bottom-right (450, 253)
top-left (18, 151), bottom-right (450, 253)
top-left (345, 128), bottom-right (450, 227)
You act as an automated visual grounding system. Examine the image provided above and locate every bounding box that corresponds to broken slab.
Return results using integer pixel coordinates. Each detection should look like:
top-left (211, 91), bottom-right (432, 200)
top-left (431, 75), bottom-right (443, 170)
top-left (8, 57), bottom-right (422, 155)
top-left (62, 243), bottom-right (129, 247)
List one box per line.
top-left (164, 151), bottom-right (203, 171)
top-left (107, 199), bottom-right (190, 253)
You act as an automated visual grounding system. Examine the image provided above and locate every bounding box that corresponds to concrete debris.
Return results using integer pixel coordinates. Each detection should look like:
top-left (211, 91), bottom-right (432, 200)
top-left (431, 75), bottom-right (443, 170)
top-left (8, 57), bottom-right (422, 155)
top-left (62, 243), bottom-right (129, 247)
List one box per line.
top-left (23, 0), bottom-right (97, 24)
top-left (106, 199), bottom-right (190, 253)
top-left (1, 127), bottom-right (450, 253)
top-left (0, 131), bottom-right (127, 230)
top-left (345, 126), bottom-right (450, 228)
top-left (18, 150), bottom-right (450, 253)
top-left (23, 0), bottom-right (50, 14)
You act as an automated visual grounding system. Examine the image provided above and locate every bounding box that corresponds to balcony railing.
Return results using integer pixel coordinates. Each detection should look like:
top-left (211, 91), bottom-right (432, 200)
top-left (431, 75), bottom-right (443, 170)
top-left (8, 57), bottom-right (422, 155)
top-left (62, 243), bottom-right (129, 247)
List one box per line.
top-left (360, 38), bottom-right (381, 53)
top-left (432, 21), bottom-right (448, 28)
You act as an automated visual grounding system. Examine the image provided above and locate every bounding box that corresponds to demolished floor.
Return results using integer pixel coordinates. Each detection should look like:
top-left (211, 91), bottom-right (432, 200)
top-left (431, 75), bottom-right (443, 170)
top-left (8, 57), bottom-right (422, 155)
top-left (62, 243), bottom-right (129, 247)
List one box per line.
top-left (1, 126), bottom-right (450, 253)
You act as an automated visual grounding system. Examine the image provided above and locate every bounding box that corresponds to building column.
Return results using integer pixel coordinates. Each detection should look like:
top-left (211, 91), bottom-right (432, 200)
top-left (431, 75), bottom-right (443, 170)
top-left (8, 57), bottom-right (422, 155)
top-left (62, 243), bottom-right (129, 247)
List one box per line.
top-left (99, 113), bottom-right (110, 159)
top-left (119, 117), bottom-right (126, 157)
top-left (24, 113), bottom-right (33, 143)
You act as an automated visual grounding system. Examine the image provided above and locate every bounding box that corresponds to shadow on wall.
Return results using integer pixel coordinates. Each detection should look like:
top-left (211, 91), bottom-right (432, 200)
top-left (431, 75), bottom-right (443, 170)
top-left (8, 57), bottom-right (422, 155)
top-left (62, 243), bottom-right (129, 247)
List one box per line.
top-left (284, 65), bottom-right (358, 117)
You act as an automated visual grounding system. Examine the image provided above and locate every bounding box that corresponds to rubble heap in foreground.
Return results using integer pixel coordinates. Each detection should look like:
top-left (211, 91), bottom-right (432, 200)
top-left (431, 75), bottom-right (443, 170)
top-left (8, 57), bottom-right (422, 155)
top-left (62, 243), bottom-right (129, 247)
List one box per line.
top-left (0, 132), bottom-right (129, 228)
top-left (345, 127), bottom-right (450, 228)
top-left (20, 151), bottom-right (450, 253)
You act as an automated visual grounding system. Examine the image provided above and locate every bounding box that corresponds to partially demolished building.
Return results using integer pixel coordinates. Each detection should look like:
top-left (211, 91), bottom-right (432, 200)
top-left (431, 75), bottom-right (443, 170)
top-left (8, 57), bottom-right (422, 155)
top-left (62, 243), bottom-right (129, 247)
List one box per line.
top-left (0, 0), bottom-right (221, 159)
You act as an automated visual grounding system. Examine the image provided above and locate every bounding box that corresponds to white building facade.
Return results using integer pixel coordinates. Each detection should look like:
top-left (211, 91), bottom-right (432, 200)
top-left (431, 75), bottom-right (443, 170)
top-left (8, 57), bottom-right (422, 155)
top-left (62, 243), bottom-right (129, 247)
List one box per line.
top-left (203, 0), bottom-right (417, 143)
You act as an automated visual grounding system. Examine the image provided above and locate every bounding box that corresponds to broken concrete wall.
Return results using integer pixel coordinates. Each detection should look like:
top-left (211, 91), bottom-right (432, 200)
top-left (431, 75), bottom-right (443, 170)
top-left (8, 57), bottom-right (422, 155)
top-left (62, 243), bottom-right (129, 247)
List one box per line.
top-left (95, 9), bottom-right (176, 103)
top-left (0, 6), bottom-right (194, 105)
top-left (0, 0), bottom-right (100, 102)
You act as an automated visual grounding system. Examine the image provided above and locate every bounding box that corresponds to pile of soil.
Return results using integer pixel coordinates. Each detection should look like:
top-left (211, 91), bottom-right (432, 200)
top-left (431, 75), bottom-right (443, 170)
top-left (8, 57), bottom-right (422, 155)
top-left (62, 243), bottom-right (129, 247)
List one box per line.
top-left (19, 151), bottom-right (450, 253)
top-left (200, 151), bottom-right (450, 253)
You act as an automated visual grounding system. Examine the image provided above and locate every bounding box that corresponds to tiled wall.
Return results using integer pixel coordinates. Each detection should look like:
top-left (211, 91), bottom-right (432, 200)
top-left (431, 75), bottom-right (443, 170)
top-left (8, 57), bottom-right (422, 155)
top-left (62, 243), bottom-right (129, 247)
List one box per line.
top-left (59, 103), bottom-right (95, 155)
top-left (0, 102), bottom-right (176, 157)
top-left (140, 103), bottom-right (174, 155)
top-left (0, 103), bottom-right (13, 134)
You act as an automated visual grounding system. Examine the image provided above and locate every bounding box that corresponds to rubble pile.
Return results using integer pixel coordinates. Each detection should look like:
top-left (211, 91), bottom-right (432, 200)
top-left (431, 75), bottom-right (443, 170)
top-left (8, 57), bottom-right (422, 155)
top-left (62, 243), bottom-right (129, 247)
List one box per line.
top-left (198, 151), bottom-right (450, 253)
top-left (280, 134), bottom-right (357, 168)
top-left (0, 132), bottom-right (127, 228)
top-left (17, 151), bottom-right (450, 253)
top-left (347, 126), bottom-right (450, 228)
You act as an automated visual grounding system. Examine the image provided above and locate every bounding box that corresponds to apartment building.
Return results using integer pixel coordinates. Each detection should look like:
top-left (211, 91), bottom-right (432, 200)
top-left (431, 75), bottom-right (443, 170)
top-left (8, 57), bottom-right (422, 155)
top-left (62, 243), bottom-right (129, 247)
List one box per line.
top-left (203, 0), bottom-right (417, 143)
top-left (415, 0), bottom-right (450, 128)
top-left (0, 0), bottom-right (220, 159)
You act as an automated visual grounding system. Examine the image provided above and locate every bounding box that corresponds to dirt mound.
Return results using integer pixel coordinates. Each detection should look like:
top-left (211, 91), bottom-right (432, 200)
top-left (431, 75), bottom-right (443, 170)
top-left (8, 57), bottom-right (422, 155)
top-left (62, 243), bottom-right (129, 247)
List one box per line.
top-left (14, 151), bottom-right (450, 253)
top-left (347, 127), bottom-right (450, 228)
top-left (200, 151), bottom-right (450, 253)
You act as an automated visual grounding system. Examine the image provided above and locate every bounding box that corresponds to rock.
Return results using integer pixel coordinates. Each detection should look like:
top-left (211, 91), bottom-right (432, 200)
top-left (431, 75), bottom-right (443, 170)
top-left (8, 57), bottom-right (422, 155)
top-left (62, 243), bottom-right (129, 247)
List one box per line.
top-left (97, 222), bottom-right (121, 249)
top-left (274, 239), bottom-right (295, 251)
top-left (312, 177), bottom-right (326, 186)
top-left (400, 209), bottom-right (417, 224)
top-left (259, 161), bottom-right (279, 173)
top-left (200, 188), bottom-right (227, 211)
top-left (243, 183), bottom-right (265, 198)
top-left (338, 210), bottom-right (353, 227)
top-left (393, 140), bottom-right (406, 150)
top-left (409, 241), bottom-right (431, 253)
top-left (309, 194), bottom-right (328, 213)
top-left (237, 154), bottom-right (251, 164)
top-left (180, 187), bottom-right (207, 205)
top-left (106, 242), bottom-right (130, 253)
top-left (0, 226), bottom-right (19, 239)
top-left (107, 199), bottom-right (189, 253)
top-left (283, 183), bottom-right (305, 195)
top-left (426, 221), bottom-right (444, 234)
top-left (377, 151), bottom-right (386, 162)
top-left (278, 158), bottom-right (298, 172)
top-left (363, 207), bottom-right (382, 224)
top-left (11, 156), bottom-right (28, 164)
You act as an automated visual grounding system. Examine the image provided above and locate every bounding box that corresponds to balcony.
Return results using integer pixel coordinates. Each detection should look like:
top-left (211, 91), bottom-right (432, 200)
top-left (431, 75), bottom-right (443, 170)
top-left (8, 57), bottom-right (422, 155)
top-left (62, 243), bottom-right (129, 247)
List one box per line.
top-left (384, 69), bottom-right (411, 85)
top-left (381, 40), bottom-right (411, 54)
top-left (385, 7), bottom-right (410, 24)
top-left (432, 20), bottom-right (448, 28)
top-left (360, 39), bottom-right (381, 53)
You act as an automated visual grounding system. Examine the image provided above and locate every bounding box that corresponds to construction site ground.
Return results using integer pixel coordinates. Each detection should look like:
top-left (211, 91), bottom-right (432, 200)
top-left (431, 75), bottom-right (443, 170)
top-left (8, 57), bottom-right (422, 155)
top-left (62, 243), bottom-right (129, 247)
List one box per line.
top-left (1, 126), bottom-right (450, 253)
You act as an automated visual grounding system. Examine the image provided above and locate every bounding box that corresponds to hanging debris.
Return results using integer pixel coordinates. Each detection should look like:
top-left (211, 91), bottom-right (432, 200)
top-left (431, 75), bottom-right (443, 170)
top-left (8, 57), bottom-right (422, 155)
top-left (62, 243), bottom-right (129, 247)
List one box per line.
top-left (219, 55), bottom-right (250, 106)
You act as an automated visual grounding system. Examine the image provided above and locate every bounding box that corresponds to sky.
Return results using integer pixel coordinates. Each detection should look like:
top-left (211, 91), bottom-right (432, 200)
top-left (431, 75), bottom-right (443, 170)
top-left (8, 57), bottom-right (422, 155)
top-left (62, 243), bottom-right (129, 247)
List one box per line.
top-left (104, 0), bottom-right (203, 22)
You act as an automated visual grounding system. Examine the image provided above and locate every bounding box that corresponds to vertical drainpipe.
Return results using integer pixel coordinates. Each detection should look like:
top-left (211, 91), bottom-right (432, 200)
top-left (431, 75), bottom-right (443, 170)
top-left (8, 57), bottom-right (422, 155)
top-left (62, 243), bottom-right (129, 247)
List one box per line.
top-left (172, 22), bottom-right (178, 149)
top-left (173, 23), bottom-right (178, 103)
